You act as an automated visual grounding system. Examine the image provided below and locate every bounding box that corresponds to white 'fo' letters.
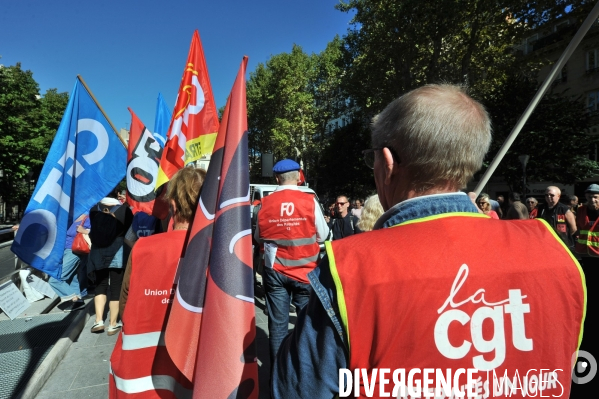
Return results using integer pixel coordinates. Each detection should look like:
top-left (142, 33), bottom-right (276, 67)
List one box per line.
top-left (434, 264), bottom-right (533, 370)
top-left (280, 202), bottom-right (295, 217)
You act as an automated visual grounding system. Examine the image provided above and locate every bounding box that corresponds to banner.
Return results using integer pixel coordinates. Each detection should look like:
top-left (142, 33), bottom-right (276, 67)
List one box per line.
top-left (125, 109), bottom-right (163, 214)
top-left (156, 30), bottom-right (219, 191)
top-left (165, 57), bottom-right (258, 397)
top-left (11, 78), bottom-right (126, 279)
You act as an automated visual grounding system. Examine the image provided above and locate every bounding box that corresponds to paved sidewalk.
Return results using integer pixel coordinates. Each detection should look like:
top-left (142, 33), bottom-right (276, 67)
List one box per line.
top-left (35, 284), bottom-right (292, 399)
top-left (35, 308), bottom-right (119, 399)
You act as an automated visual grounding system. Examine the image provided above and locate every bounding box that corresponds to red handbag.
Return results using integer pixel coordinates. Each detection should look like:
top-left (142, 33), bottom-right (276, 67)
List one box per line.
top-left (72, 216), bottom-right (91, 255)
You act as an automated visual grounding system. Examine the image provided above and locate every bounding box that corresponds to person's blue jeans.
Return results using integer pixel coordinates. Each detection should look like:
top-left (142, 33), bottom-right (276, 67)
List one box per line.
top-left (263, 267), bottom-right (312, 366)
top-left (49, 249), bottom-right (83, 301)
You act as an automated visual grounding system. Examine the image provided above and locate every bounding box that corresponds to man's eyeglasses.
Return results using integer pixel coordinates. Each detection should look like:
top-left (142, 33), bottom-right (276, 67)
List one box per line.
top-left (545, 194), bottom-right (556, 197)
top-left (336, 202), bottom-right (348, 206)
top-left (362, 147), bottom-right (400, 169)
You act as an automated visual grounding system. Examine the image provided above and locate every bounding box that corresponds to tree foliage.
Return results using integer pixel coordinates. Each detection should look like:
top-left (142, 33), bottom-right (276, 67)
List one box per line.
top-left (482, 76), bottom-right (599, 189)
top-left (248, 0), bottom-right (599, 196)
top-left (247, 41), bottom-right (347, 188)
top-left (0, 63), bottom-right (68, 208)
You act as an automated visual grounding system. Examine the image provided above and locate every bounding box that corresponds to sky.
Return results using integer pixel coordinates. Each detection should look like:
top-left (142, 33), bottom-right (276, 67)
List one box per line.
top-left (1, 0), bottom-right (354, 131)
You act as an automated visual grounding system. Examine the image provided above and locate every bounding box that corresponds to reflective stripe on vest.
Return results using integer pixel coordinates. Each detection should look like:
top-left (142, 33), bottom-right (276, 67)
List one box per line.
top-left (575, 205), bottom-right (599, 256)
top-left (110, 364), bottom-right (191, 398)
top-left (109, 231), bottom-right (192, 398)
top-left (121, 331), bottom-right (164, 350)
top-left (276, 253), bottom-right (319, 267)
top-left (258, 189), bottom-right (319, 283)
top-left (270, 235), bottom-right (317, 247)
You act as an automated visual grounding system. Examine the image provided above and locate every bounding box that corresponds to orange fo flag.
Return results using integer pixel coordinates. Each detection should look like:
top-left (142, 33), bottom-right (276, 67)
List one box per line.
top-left (155, 30), bottom-right (219, 196)
top-left (164, 56), bottom-right (258, 398)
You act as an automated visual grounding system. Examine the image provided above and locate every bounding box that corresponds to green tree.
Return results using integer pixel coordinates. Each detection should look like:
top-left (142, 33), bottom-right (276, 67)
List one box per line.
top-left (316, 120), bottom-right (375, 201)
top-left (247, 43), bottom-right (346, 187)
top-left (482, 76), bottom-right (599, 189)
top-left (335, 0), bottom-right (587, 115)
top-left (0, 63), bottom-right (68, 211)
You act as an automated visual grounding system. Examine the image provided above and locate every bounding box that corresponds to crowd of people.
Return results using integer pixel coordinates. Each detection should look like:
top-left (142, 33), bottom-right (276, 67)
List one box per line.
top-left (16, 83), bottom-right (594, 397)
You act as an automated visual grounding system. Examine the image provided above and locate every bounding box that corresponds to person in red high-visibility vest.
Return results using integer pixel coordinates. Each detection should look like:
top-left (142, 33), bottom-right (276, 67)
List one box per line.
top-left (109, 167), bottom-right (206, 399)
top-left (273, 84), bottom-right (586, 398)
top-left (254, 159), bottom-right (329, 368)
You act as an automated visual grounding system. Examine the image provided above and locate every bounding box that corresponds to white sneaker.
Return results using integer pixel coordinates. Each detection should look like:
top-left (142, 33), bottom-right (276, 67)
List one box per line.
top-left (106, 322), bottom-right (122, 336)
top-left (91, 320), bottom-right (104, 333)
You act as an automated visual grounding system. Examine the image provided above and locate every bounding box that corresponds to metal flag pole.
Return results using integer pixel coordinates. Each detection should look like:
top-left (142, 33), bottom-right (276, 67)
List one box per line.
top-left (475, 1), bottom-right (599, 195)
top-left (76, 75), bottom-right (128, 149)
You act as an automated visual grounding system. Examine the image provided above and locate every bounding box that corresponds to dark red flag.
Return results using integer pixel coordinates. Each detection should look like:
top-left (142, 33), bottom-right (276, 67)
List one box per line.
top-left (165, 56), bottom-right (258, 398)
top-left (125, 108), bottom-right (164, 214)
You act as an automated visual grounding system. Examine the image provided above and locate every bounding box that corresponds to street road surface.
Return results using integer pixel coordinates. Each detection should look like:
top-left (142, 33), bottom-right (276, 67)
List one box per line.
top-left (0, 244), bottom-right (18, 280)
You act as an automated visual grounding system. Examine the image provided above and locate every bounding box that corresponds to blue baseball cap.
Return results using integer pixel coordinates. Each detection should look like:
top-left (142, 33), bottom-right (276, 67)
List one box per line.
top-left (273, 159), bottom-right (300, 174)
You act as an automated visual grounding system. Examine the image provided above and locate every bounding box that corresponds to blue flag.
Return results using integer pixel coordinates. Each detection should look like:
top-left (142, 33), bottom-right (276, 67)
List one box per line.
top-left (153, 93), bottom-right (171, 148)
top-left (11, 78), bottom-right (127, 280)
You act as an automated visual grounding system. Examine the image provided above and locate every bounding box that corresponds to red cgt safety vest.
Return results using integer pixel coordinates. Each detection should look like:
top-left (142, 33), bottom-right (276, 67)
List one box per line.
top-left (575, 205), bottom-right (599, 257)
top-left (109, 230), bottom-right (192, 399)
top-left (327, 213), bottom-right (585, 398)
top-left (258, 189), bottom-right (319, 284)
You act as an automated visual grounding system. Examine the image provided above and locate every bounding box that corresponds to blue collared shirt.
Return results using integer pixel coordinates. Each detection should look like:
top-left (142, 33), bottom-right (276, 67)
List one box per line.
top-left (272, 192), bottom-right (479, 398)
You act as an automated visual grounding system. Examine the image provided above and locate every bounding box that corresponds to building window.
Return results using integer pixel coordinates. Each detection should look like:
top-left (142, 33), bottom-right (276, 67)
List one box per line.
top-left (525, 34), bottom-right (538, 55)
top-left (554, 20), bottom-right (569, 32)
top-left (587, 91), bottom-right (599, 111)
top-left (587, 49), bottom-right (599, 72)
top-left (554, 65), bottom-right (567, 84)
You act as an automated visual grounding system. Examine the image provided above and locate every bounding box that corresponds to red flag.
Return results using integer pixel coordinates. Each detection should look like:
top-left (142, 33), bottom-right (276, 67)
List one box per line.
top-left (298, 168), bottom-right (306, 185)
top-left (156, 30), bottom-right (220, 210)
top-left (165, 57), bottom-right (258, 398)
top-left (125, 108), bottom-right (164, 214)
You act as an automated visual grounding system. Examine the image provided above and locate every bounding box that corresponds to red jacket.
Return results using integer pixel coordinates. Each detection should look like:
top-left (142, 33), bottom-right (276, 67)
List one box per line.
top-left (110, 230), bottom-right (192, 398)
top-left (258, 189), bottom-right (319, 283)
top-left (327, 214), bottom-right (585, 398)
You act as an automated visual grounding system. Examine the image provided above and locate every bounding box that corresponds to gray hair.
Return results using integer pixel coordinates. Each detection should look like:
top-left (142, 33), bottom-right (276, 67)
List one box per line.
top-left (371, 84), bottom-right (492, 191)
top-left (277, 170), bottom-right (299, 184)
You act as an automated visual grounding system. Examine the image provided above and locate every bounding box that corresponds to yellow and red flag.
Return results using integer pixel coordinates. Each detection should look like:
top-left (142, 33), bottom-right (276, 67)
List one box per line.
top-left (165, 56), bottom-right (258, 397)
top-left (155, 30), bottom-right (219, 196)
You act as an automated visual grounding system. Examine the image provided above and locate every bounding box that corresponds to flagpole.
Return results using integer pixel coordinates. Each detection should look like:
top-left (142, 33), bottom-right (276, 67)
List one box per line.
top-left (76, 75), bottom-right (127, 149)
top-left (474, 1), bottom-right (599, 195)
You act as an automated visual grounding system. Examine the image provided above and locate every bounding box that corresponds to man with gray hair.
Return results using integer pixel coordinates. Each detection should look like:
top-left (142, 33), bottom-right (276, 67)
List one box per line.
top-left (273, 85), bottom-right (585, 397)
top-left (254, 159), bottom-right (329, 369)
top-left (536, 186), bottom-right (577, 250)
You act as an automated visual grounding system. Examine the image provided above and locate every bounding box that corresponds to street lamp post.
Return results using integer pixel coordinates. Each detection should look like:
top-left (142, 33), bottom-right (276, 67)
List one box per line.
top-left (518, 155), bottom-right (530, 197)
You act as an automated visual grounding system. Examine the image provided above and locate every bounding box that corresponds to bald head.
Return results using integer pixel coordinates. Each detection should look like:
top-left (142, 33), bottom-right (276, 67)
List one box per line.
top-left (545, 186), bottom-right (561, 208)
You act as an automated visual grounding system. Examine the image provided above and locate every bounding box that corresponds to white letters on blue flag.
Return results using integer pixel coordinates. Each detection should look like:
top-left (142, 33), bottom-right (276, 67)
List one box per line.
top-left (11, 79), bottom-right (127, 280)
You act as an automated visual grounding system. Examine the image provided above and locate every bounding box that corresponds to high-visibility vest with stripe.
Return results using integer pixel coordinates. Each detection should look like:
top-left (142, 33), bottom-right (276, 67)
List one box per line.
top-left (326, 214), bottom-right (585, 398)
top-left (109, 230), bottom-right (192, 399)
top-left (575, 204), bottom-right (599, 257)
top-left (258, 189), bottom-right (319, 284)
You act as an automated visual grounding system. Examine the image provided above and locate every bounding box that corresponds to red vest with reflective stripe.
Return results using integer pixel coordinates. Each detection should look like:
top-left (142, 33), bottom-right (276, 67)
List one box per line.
top-left (258, 189), bottom-right (319, 283)
top-left (575, 205), bottom-right (599, 257)
top-left (109, 230), bottom-right (192, 399)
top-left (328, 214), bottom-right (585, 398)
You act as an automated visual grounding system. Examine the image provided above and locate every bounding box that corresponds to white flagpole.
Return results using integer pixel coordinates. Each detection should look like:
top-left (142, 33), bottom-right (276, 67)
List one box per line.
top-left (475, 1), bottom-right (599, 195)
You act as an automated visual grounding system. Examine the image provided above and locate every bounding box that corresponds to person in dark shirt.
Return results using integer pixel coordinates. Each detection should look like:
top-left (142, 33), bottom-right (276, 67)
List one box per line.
top-left (327, 195), bottom-right (362, 240)
top-left (537, 186), bottom-right (577, 249)
top-left (88, 196), bottom-right (133, 335)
